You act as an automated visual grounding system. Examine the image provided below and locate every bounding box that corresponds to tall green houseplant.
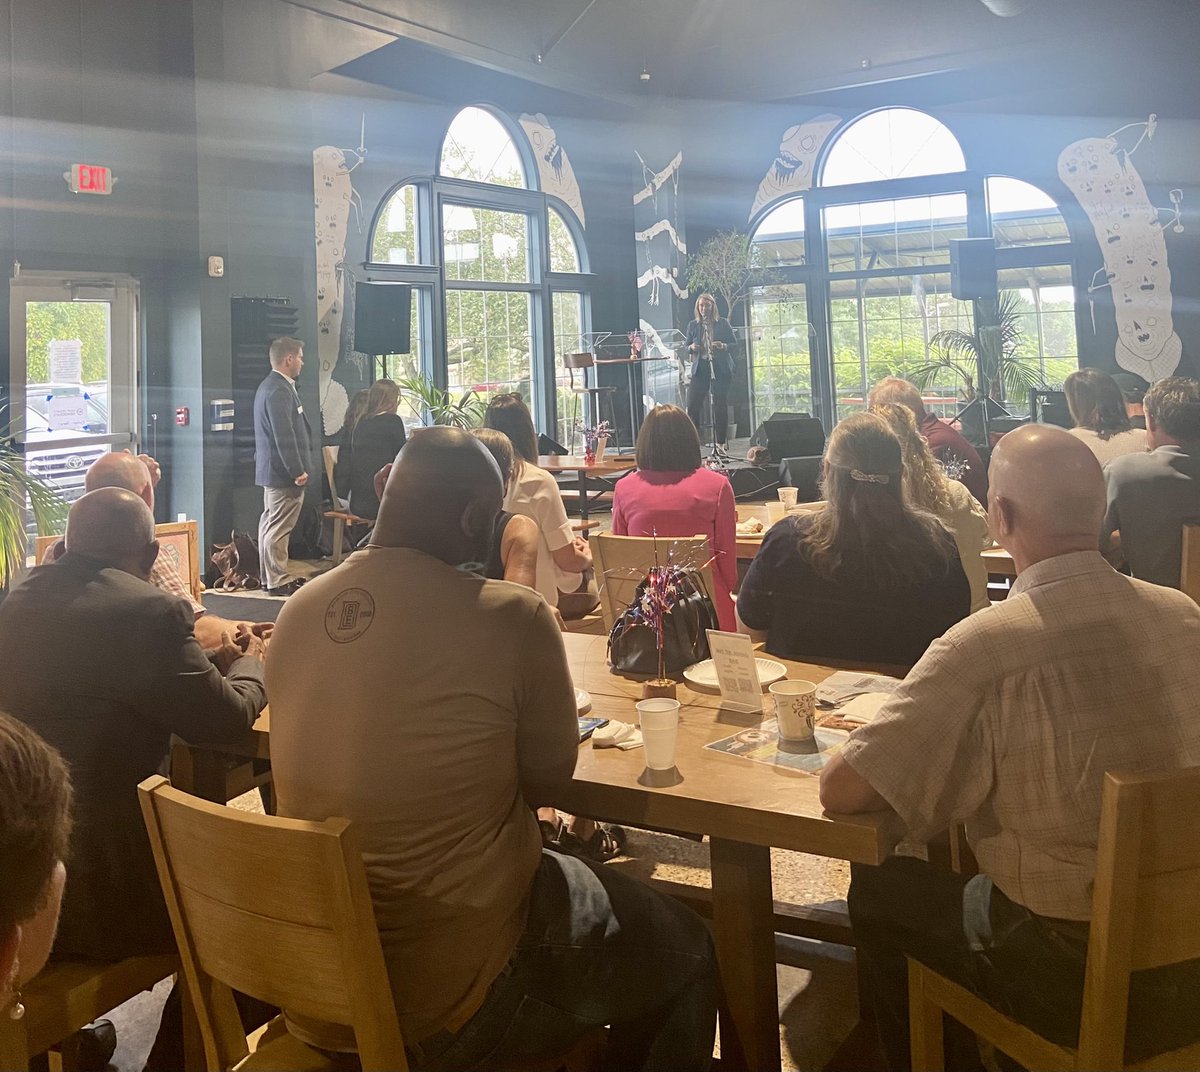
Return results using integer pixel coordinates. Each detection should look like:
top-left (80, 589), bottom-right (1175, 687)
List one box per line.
top-left (398, 373), bottom-right (487, 428)
top-left (0, 434), bottom-right (66, 589)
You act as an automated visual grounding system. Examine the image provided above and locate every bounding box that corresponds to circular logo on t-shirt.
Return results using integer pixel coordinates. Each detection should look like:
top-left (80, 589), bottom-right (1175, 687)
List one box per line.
top-left (324, 588), bottom-right (375, 643)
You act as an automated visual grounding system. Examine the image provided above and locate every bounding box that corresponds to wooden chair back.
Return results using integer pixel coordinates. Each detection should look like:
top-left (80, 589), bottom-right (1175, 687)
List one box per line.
top-left (321, 445), bottom-right (345, 507)
top-left (590, 532), bottom-right (713, 632)
top-left (138, 776), bottom-right (408, 1072)
top-left (1180, 523), bottom-right (1200, 603)
top-left (35, 520), bottom-right (201, 603)
top-left (909, 765), bottom-right (1200, 1071)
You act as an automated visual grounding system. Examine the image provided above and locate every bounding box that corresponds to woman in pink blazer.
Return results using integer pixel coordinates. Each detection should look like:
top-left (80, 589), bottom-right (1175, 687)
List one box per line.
top-left (610, 405), bottom-right (738, 631)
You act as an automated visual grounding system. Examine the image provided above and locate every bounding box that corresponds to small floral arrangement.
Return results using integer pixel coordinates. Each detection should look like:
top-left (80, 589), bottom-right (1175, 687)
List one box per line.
top-left (940, 453), bottom-right (972, 483)
top-left (579, 419), bottom-right (612, 464)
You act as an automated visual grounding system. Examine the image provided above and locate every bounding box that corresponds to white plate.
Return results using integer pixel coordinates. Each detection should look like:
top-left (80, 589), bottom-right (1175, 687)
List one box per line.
top-left (683, 658), bottom-right (787, 690)
top-left (575, 687), bottom-right (592, 713)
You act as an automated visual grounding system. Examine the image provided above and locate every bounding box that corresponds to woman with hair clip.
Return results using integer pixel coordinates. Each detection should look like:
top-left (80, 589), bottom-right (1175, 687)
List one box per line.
top-left (684, 292), bottom-right (738, 458)
top-left (339, 378), bottom-right (408, 521)
top-left (1063, 367), bottom-right (1147, 466)
top-left (737, 412), bottom-right (970, 665)
top-left (871, 402), bottom-right (991, 614)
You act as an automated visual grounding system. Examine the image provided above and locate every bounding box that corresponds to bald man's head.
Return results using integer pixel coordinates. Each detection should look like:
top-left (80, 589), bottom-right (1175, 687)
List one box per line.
top-left (85, 452), bottom-right (153, 509)
top-left (64, 488), bottom-right (159, 579)
top-left (371, 426), bottom-right (503, 567)
top-left (988, 424), bottom-right (1105, 562)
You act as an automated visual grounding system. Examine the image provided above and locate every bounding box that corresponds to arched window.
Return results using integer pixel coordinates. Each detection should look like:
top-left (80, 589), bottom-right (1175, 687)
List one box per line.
top-left (748, 108), bottom-right (1077, 430)
top-left (820, 108), bottom-right (965, 187)
top-left (368, 106), bottom-right (590, 445)
top-left (439, 106), bottom-right (529, 189)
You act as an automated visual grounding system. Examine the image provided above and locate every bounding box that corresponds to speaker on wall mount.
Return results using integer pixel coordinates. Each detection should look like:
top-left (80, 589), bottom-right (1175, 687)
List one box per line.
top-left (354, 281), bottom-right (412, 356)
top-left (950, 238), bottom-right (997, 301)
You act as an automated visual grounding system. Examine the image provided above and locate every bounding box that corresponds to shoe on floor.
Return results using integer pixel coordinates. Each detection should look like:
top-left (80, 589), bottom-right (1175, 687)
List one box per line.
top-left (267, 578), bottom-right (307, 596)
top-left (557, 824), bottom-right (628, 862)
top-left (61, 1019), bottom-right (117, 1072)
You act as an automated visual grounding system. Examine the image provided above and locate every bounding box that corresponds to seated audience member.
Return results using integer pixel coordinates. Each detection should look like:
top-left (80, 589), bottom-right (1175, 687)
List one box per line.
top-left (1064, 367), bottom-right (1147, 465)
top-left (483, 393), bottom-right (592, 612)
top-left (737, 413), bottom-right (969, 665)
top-left (611, 405), bottom-right (737, 631)
top-left (868, 376), bottom-right (986, 504)
top-left (267, 428), bottom-right (717, 1071)
top-left (871, 403), bottom-right (990, 613)
top-left (47, 450), bottom-right (272, 650)
top-left (0, 488), bottom-right (268, 1069)
top-left (1105, 376), bottom-right (1200, 588)
top-left (0, 712), bottom-right (73, 1016)
top-left (332, 388), bottom-right (370, 450)
top-left (471, 428), bottom-right (540, 588)
top-left (820, 425), bottom-right (1200, 1072)
top-left (1112, 371), bottom-right (1149, 429)
top-left (336, 378), bottom-right (407, 520)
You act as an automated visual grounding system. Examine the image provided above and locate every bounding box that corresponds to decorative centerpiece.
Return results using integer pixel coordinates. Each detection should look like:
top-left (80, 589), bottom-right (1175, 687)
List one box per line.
top-left (579, 419), bottom-right (612, 465)
top-left (627, 329), bottom-right (645, 361)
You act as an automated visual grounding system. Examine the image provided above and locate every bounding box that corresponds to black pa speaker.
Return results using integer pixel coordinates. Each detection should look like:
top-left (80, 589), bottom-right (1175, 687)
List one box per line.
top-left (758, 412), bottom-right (825, 461)
top-left (949, 238), bottom-right (997, 301)
top-left (354, 281), bottom-right (412, 356)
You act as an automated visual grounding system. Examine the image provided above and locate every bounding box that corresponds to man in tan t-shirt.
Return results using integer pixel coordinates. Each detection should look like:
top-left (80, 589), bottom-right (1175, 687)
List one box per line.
top-left (820, 425), bottom-right (1200, 1072)
top-left (267, 427), bottom-right (717, 1071)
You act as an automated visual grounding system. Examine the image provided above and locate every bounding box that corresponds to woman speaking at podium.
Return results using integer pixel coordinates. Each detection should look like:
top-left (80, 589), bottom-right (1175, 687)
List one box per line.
top-left (684, 292), bottom-right (737, 458)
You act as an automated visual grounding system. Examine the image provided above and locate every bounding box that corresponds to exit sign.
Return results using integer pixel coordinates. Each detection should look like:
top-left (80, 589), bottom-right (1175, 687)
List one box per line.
top-left (66, 163), bottom-right (113, 195)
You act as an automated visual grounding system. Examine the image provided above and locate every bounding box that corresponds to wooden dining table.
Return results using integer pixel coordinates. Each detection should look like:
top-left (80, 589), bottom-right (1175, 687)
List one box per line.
top-left (173, 632), bottom-right (905, 1071)
top-left (537, 453), bottom-right (636, 524)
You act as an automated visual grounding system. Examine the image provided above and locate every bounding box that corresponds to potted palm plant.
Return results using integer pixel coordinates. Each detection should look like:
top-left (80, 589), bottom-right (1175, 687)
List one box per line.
top-left (1, 428), bottom-right (66, 590)
top-left (397, 373), bottom-right (487, 428)
top-left (911, 292), bottom-right (1044, 445)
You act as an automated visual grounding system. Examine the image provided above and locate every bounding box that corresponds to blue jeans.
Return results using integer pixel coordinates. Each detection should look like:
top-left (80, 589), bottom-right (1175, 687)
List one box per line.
top-left (409, 850), bottom-right (718, 1072)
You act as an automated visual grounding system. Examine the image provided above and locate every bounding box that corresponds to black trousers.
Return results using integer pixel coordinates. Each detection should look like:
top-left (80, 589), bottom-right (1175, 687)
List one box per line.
top-left (686, 362), bottom-right (731, 445)
top-left (849, 856), bottom-right (1200, 1072)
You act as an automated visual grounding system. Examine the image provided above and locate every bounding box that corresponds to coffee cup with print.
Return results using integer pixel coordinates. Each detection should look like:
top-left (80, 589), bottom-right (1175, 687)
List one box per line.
top-left (778, 487), bottom-right (799, 511)
top-left (769, 679), bottom-right (818, 752)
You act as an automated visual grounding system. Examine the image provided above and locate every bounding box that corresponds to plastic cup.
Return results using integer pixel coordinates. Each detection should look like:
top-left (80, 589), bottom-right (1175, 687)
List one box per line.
top-left (778, 487), bottom-right (799, 510)
top-left (636, 698), bottom-right (681, 770)
top-left (766, 501), bottom-right (785, 524)
top-left (769, 679), bottom-right (817, 743)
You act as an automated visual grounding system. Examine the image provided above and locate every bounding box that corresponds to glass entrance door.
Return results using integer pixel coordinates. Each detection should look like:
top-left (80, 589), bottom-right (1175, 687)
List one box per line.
top-left (8, 272), bottom-right (139, 527)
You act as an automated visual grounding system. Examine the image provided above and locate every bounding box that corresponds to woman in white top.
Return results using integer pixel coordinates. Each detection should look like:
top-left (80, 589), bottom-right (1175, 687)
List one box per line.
top-left (1064, 368), bottom-right (1148, 466)
top-left (872, 402), bottom-right (991, 613)
top-left (482, 393), bottom-right (591, 610)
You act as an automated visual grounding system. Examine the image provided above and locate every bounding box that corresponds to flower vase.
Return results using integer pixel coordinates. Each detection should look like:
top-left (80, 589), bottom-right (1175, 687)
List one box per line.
top-left (584, 447), bottom-right (596, 465)
top-left (641, 679), bottom-right (677, 700)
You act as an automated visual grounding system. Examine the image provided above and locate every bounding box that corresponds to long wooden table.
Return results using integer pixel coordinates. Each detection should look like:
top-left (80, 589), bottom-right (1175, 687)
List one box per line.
top-left (173, 633), bottom-right (905, 1072)
top-left (537, 453), bottom-right (635, 524)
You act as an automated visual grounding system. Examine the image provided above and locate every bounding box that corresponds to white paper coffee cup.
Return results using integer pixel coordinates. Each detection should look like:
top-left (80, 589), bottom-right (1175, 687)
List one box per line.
top-left (778, 487), bottom-right (799, 510)
top-left (769, 679), bottom-right (817, 743)
top-left (636, 698), bottom-right (681, 770)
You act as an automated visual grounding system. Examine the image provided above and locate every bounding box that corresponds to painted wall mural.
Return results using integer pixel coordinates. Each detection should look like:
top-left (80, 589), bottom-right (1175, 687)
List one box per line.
top-left (748, 113), bottom-right (842, 221)
top-left (1058, 115), bottom-right (1185, 382)
top-left (519, 112), bottom-right (585, 225)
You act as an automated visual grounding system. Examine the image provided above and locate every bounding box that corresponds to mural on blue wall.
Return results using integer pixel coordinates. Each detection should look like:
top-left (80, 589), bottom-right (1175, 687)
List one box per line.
top-left (748, 114), bottom-right (841, 221)
top-left (519, 113), bottom-right (585, 225)
top-left (1059, 115), bottom-right (1186, 382)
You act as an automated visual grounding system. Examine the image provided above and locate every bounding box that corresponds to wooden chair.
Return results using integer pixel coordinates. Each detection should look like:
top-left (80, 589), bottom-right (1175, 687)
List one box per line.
top-left (320, 446), bottom-right (372, 567)
top-left (563, 352), bottom-right (618, 452)
top-left (139, 774), bottom-right (409, 1071)
top-left (0, 955), bottom-right (180, 1071)
top-left (590, 532), bottom-right (713, 632)
top-left (909, 766), bottom-right (1200, 1071)
top-left (1180, 523), bottom-right (1200, 603)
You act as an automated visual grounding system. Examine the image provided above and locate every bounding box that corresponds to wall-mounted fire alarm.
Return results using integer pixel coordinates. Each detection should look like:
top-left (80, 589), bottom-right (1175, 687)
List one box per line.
top-left (207, 256), bottom-right (225, 278)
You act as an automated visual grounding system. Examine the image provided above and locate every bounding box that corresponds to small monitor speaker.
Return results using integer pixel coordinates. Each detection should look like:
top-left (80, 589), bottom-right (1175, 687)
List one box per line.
top-left (950, 238), bottom-right (997, 301)
top-left (354, 281), bottom-right (412, 356)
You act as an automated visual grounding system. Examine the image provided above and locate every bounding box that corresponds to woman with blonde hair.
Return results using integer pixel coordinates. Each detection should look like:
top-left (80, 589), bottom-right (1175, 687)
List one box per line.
top-left (738, 413), bottom-right (969, 664)
top-left (871, 402), bottom-right (991, 613)
top-left (684, 292), bottom-right (737, 456)
top-left (611, 405), bottom-right (737, 630)
top-left (1063, 367), bottom-right (1147, 465)
top-left (340, 378), bottom-right (408, 520)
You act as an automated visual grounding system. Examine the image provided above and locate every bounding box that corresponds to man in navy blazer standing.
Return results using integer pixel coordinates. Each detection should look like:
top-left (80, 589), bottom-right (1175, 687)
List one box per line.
top-left (254, 336), bottom-right (312, 595)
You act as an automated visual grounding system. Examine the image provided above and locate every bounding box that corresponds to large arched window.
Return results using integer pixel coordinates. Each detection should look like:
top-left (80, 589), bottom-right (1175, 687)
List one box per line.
top-left (748, 108), bottom-right (1078, 430)
top-left (367, 106), bottom-right (590, 441)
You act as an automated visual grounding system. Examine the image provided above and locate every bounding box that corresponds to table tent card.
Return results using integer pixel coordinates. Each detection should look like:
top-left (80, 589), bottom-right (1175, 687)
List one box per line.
top-left (705, 630), bottom-right (765, 715)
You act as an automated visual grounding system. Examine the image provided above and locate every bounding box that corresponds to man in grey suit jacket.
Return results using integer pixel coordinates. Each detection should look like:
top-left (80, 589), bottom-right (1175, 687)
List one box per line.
top-left (254, 336), bottom-right (312, 594)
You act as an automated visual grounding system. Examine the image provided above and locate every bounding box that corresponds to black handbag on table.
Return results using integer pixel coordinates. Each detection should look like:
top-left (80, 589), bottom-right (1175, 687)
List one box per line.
top-left (607, 567), bottom-right (719, 676)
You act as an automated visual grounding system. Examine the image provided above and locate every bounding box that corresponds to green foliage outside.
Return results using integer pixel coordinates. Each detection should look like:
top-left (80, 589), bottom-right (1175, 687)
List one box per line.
top-left (25, 301), bottom-right (109, 383)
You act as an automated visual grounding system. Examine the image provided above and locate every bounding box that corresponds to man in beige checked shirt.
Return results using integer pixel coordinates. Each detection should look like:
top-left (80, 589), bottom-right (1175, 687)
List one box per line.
top-left (821, 424), bottom-right (1200, 1072)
